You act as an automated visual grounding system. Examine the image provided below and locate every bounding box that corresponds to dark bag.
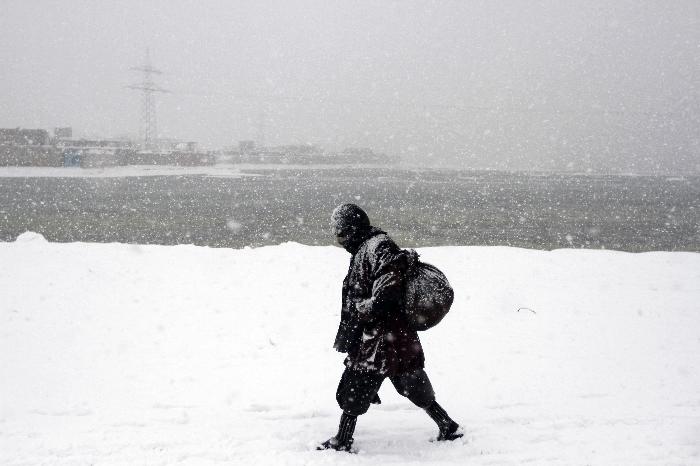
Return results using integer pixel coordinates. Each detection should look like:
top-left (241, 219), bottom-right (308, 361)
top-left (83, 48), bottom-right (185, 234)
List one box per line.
top-left (404, 250), bottom-right (454, 331)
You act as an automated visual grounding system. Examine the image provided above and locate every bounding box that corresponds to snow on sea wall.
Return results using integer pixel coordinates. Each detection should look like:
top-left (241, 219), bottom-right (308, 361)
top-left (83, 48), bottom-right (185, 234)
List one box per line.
top-left (1, 233), bottom-right (699, 465)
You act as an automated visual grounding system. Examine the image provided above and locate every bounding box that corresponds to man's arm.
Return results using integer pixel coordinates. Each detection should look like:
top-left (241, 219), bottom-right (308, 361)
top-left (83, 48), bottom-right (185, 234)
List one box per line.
top-left (356, 238), bottom-right (408, 320)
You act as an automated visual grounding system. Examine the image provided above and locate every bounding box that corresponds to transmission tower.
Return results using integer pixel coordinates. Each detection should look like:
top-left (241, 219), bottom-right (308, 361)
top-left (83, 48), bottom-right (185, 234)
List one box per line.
top-left (128, 49), bottom-right (168, 150)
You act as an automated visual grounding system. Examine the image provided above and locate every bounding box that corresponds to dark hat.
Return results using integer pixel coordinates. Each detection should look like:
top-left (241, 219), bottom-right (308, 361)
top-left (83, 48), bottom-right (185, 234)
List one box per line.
top-left (330, 203), bottom-right (370, 231)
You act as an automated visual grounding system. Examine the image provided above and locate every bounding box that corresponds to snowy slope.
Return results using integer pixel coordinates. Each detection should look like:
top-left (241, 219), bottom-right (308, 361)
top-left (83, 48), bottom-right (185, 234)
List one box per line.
top-left (1, 233), bottom-right (699, 465)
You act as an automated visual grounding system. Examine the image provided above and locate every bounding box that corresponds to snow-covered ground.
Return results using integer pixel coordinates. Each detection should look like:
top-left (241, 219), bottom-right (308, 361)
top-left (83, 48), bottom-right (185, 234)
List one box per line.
top-left (1, 233), bottom-right (698, 465)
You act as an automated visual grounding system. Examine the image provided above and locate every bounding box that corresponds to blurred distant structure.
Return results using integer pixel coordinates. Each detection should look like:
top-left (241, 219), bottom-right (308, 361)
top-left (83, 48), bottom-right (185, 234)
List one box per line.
top-left (0, 123), bottom-right (394, 168)
top-left (238, 140), bottom-right (256, 155)
top-left (0, 128), bottom-right (50, 146)
top-left (0, 128), bottom-right (59, 166)
top-left (0, 126), bottom-right (213, 168)
top-left (53, 127), bottom-right (73, 139)
top-left (127, 49), bottom-right (169, 151)
top-left (221, 141), bottom-right (396, 165)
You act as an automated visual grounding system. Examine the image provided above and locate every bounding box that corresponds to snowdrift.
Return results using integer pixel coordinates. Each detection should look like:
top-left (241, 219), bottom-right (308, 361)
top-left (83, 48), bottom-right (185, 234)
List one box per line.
top-left (1, 233), bottom-right (699, 465)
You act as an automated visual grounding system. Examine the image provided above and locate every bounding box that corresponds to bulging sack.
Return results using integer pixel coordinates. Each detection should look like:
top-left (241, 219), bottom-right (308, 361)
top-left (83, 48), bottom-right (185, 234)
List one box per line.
top-left (404, 250), bottom-right (454, 331)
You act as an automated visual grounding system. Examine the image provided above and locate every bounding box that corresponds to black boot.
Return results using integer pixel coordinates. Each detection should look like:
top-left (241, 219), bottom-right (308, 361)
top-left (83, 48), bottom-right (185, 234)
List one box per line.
top-left (425, 401), bottom-right (463, 441)
top-left (317, 412), bottom-right (356, 452)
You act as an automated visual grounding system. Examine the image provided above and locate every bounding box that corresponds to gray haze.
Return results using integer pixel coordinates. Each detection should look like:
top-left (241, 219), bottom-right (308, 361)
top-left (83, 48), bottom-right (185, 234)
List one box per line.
top-left (1, 0), bottom-right (699, 173)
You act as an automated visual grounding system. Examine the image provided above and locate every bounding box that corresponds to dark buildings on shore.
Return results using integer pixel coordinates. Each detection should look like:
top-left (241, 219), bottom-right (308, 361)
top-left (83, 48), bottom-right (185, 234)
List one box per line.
top-left (0, 128), bottom-right (396, 167)
top-left (0, 128), bottom-right (52, 146)
top-left (222, 141), bottom-right (396, 165)
top-left (0, 127), bottom-right (214, 168)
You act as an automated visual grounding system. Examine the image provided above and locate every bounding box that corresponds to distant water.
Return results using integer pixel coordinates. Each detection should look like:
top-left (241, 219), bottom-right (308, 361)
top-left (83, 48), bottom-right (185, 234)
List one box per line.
top-left (0, 167), bottom-right (698, 251)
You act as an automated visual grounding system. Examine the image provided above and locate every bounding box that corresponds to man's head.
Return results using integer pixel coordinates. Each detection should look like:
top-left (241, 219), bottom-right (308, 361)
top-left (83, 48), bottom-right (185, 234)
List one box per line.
top-left (331, 203), bottom-right (371, 251)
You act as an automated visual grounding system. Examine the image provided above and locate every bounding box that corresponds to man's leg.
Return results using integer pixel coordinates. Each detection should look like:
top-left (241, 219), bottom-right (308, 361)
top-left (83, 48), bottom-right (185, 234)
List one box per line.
top-left (390, 369), bottom-right (463, 441)
top-left (318, 367), bottom-right (384, 451)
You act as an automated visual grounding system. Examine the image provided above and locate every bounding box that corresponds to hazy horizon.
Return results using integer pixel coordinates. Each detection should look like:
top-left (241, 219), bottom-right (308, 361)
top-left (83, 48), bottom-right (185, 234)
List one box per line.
top-left (1, 0), bottom-right (698, 172)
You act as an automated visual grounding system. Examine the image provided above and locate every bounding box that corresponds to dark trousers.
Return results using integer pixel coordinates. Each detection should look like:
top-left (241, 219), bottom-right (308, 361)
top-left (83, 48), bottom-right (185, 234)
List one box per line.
top-left (336, 367), bottom-right (436, 416)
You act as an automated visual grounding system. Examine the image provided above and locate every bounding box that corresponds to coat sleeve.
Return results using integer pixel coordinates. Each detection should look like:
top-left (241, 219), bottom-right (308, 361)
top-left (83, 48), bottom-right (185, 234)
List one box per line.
top-left (356, 238), bottom-right (408, 320)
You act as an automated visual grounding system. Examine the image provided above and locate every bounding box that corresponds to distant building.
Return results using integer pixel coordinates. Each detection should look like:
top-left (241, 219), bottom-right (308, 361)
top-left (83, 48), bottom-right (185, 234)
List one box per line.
top-left (0, 128), bottom-right (50, 146)
top-left (125, 151), bottom-right (215, 166)
top-left (0, 128), bottom-right (59, 166)
top-left (239, 140), bottom-right (256, 154)
top-left (0, 127), bottom-right (212, 168)
top-left (157, 139), bottom-right (199, 152)
top-left (54, 127), bottom-right (73, 139)
top-left (228, 142), bottom-right (393, 165)
top-left (55, 137), bottom-right (136, 150)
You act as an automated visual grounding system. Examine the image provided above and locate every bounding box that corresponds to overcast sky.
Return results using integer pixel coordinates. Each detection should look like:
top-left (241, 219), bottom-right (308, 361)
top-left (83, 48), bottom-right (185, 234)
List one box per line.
top-left (1, 0), bottom-right (698, 172)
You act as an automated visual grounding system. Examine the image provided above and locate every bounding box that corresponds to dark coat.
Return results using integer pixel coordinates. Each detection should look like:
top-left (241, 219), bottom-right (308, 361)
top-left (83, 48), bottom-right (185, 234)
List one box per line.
top-left (333, 227), bottom-right (425, 376)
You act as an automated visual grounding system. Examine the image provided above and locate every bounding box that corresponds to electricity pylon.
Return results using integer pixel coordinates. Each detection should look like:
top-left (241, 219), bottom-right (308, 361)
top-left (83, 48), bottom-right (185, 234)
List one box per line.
top-left (128, 49), bottom-right (168, 150)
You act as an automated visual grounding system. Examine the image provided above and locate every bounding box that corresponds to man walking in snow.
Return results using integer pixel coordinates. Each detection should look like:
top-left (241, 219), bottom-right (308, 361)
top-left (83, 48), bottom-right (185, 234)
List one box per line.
top-left (318, 203), bottom-right (462, 452)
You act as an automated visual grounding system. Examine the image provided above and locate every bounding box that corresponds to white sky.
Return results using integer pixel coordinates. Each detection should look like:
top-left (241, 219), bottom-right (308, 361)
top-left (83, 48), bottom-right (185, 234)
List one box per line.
top-left (1, 0), bottom-right (698, 171)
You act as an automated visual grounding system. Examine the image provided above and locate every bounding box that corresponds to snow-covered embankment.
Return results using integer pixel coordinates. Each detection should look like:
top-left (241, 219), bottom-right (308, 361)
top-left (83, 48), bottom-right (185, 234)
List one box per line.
top-left (1, 232), bottom-right (699, 465)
